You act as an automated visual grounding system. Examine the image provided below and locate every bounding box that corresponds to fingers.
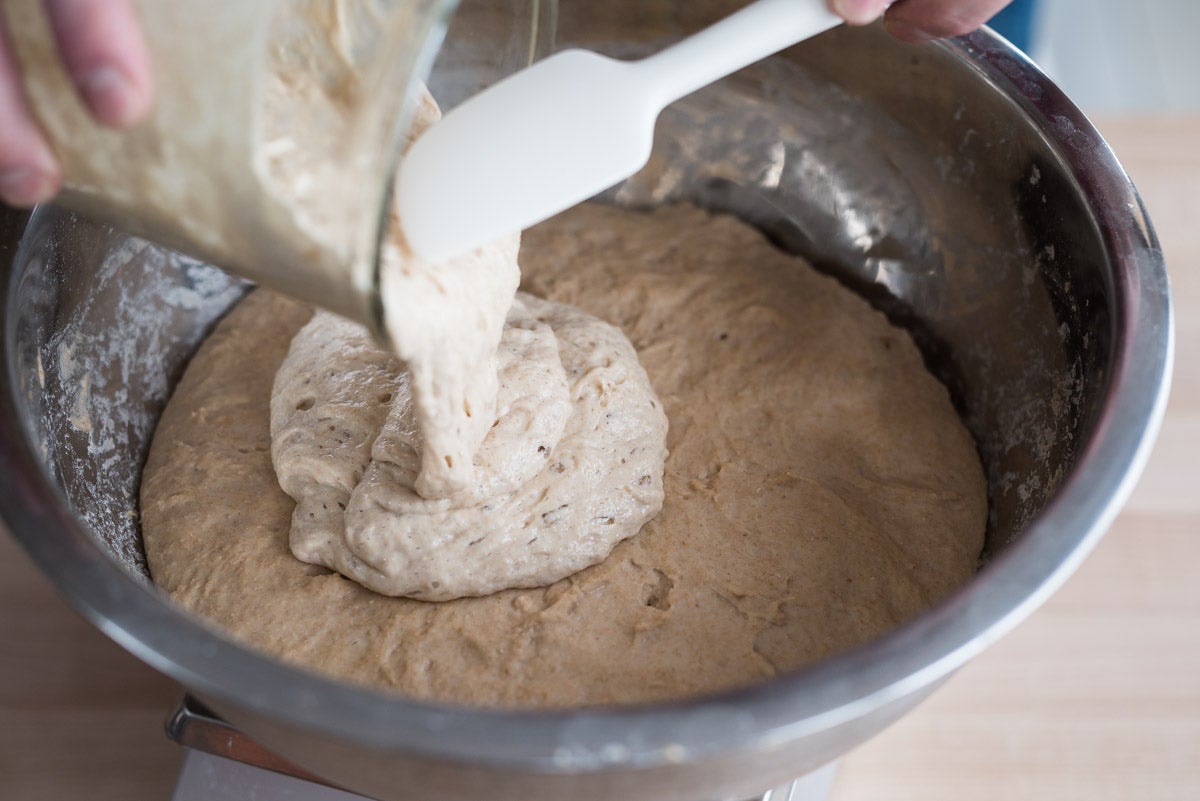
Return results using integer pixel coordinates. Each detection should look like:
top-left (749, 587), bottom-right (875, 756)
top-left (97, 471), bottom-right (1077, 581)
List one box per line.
top-left (828, 0), bottom-right (892, 26)
top-left (884, 0), bottom-right (1011, 42)
top-left (0, 17), bottom-right (60, 206)
top-left (0, 0), bottom-right (152, 207)
top-left (829, 0), bottom-right (1015, 42)
top-left (44, 0), bottom-right (153, 127)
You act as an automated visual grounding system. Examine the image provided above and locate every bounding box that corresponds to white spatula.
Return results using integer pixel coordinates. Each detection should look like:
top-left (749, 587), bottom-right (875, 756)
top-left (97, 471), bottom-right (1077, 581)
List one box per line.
top-left (395, 0), bottom-right (842, 263)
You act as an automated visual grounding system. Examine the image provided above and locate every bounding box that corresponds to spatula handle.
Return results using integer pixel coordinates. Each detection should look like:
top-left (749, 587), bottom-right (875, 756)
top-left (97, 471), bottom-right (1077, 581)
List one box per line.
top-left (636, 0), bottom-right (842, 106)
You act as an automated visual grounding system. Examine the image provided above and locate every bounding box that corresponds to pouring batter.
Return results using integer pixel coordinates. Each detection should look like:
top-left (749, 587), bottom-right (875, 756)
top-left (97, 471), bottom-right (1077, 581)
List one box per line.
top-left (265, 86), bottom-right (668, 600)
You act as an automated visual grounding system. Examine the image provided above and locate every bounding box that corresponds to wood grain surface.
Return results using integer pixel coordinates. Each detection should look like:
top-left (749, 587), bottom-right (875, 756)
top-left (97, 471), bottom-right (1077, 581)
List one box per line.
top-left (1, 116), bottom-right (1197, 801)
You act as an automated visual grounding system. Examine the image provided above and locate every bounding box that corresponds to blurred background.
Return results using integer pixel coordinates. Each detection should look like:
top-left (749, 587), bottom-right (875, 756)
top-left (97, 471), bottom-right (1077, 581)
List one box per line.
top-left (991, 0), bottom-right (1200, 112)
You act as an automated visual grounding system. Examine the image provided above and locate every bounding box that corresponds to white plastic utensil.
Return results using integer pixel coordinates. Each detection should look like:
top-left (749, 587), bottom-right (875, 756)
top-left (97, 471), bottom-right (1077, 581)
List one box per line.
top-left (395, 0), bottom-right (842, 263)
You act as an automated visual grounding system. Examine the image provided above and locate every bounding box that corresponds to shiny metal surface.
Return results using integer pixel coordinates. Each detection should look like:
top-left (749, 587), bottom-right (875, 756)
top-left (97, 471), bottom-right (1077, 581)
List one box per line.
top-left (167, 697), bottom-right (337, 789)
top-left (165, 694), bottom-right (836, 800)
top-left (0, 17), bottom-right (1172, 801)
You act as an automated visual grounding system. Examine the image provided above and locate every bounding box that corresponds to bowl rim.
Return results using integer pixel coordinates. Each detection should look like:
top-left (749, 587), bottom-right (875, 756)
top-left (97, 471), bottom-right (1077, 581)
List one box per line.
top-left (0, 25), bottom-right (1173, 773)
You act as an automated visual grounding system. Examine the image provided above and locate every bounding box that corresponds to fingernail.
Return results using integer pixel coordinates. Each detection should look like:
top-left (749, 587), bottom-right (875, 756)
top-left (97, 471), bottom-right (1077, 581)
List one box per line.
top-left (0, 166), bottom-right (57, 207)
top-left (885, 18), bottom-right (936, 43)
top-left (832, 0), bottom-right (885, 25)
top-left (79, 65), bottom-right (141, 127)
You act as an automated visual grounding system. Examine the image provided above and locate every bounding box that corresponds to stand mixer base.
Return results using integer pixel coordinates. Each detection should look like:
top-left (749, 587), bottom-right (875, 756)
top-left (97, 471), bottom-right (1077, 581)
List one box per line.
top-left (172, 750), bottom-right (839, 801)
top-left (166, 662), bottom-right (843, 801)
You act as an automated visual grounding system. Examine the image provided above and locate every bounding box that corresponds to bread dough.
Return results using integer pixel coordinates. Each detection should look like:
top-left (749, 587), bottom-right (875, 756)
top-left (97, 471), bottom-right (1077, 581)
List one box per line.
top-left (141, 203), bottom-right (986, 709)
top-left (269, 73), bottom-right (667, 602)
top-left (271, 295), bottom-right (668, 600)
top-left (371, 86), bottom-right (524, 501)
top-left (267, 83), bottom-right (670, 600)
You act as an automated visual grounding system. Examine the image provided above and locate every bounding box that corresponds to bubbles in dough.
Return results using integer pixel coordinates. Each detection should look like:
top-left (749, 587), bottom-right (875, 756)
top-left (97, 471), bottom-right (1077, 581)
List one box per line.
top-left (271, 293), bottom-right (669, 600)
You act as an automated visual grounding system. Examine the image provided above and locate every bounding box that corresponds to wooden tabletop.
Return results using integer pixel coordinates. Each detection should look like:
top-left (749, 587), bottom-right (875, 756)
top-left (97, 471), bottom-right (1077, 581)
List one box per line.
top-left (2, 116), bottom-right (1197, 801)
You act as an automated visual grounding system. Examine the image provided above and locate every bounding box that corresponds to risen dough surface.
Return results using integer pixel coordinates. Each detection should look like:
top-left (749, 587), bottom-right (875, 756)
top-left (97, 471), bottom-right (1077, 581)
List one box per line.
top-left (141, 203), bottom-right (986, 709)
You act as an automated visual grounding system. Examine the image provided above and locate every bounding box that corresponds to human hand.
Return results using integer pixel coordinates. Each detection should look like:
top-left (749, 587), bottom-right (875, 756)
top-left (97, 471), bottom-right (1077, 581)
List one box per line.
top-left (829, 0), bottom-right (1016, 43)
top-left (0, 0), bottom-right (153, 207)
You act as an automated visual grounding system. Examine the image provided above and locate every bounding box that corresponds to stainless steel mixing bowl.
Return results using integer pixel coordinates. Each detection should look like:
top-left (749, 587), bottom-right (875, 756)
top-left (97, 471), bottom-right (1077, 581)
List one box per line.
top-left (0, 15), bottom-right (1172, 801)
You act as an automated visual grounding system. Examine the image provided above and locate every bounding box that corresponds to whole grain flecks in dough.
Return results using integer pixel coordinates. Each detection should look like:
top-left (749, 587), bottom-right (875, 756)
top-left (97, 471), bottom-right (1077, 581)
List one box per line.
top-left (271, 294), bottom-right (668, 601)
top-left (265, 79), bottom-right (671, 600)
top-left (141, 203), bottom-right (987, 709)
top-left (374, 86), bottom-right (518, 501)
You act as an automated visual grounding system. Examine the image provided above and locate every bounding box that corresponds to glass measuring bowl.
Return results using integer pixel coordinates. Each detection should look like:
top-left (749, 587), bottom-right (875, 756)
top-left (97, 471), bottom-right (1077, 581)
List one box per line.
top-left (3, 0), bottom-right (553, 339)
